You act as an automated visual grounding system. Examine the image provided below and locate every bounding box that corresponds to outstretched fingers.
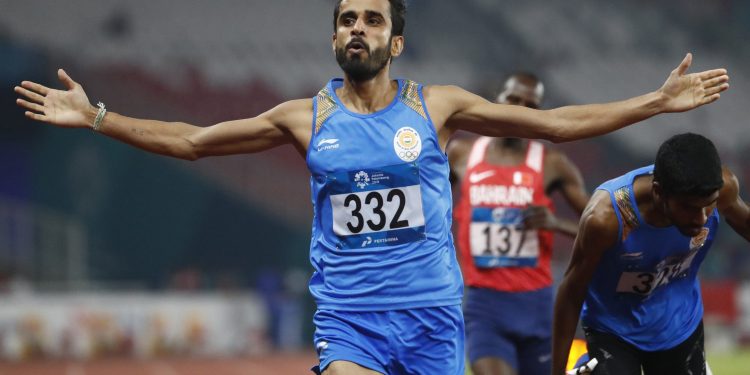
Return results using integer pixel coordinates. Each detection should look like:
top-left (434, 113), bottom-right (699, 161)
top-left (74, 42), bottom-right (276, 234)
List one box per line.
top-left (701, 93), bottom-right (721, 106)
top-left (20, 80), bottom-right (50, 96)
top-left (698, 68), bottom-right (728, 80)
top-left (16, 98), bottom-right (45, 114)
top-left (24, 111), bottom-right (49, 122)
top-left (704, 83), bottom-right (729, 97)
top-left (14, 85), bottom-right (45, 104)
top-left (703, 75), bottom-right (729, 89)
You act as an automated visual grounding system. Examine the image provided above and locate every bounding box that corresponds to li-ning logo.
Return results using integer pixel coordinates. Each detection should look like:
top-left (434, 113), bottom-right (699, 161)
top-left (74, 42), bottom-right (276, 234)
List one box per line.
top-left (354, 171), bottom-right (370, 189)
top-left (316, 138), bottom-right (340, 151)
top-left (316, 341), bottom-right (329, 354)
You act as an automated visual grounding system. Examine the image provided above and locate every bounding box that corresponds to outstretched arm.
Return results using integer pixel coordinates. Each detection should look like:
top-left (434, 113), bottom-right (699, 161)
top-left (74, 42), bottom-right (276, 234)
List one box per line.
top-left (15, 69), bottom-right (312, 160)
top-left (552, 190), bottom-right (618, 375)
top-left (427, 54), bottom-right (728, 144)
top-left (717, 167), bottom-right (750, 242)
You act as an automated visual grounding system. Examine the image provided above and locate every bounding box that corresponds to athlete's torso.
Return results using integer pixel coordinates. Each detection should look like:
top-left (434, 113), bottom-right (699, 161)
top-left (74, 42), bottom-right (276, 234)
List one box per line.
top-left (306, 78), bottom-right (462, 311)
top-left (582, 165), bottom-right (719, 351)
top-left (455, 137), bottom-right (554, 292)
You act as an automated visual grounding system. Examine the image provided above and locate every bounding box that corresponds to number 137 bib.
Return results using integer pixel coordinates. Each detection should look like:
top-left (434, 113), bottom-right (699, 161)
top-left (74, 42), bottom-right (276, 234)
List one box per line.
top-left (470, 207), bottom-right (539, 267)
top-left (329, 163), bottom-right (426, 249)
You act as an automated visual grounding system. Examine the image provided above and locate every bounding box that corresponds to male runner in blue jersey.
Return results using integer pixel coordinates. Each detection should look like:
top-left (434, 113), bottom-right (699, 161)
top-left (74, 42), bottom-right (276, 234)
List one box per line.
top-left (552, 133), bottom-right (750, 375)
top-left (14, 0), bottom-right (729, 373)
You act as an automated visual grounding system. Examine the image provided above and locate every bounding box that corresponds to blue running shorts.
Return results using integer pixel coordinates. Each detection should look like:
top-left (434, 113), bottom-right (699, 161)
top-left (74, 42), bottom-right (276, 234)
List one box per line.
top-left (312, 305), bottom-right (465, 374)
top-left (464, 286), bottom-right (553, 375)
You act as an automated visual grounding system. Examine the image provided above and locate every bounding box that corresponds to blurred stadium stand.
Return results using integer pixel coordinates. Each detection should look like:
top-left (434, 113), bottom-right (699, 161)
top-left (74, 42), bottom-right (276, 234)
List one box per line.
top-left (1, 0), bottom-right (749, 362)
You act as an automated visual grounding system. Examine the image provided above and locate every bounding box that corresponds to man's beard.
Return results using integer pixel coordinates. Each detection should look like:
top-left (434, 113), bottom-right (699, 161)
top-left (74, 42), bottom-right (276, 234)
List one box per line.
top-left (335, 39), bottom-right (392, 82)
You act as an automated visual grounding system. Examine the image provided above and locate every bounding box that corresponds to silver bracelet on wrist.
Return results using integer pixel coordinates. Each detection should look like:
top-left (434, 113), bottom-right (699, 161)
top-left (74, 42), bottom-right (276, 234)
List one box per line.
top-left (92, 102), bottom-right (107, 131)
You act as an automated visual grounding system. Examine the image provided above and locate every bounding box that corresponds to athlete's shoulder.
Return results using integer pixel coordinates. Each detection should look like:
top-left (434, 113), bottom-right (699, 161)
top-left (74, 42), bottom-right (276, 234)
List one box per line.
top-left (580, 190), bottom-right (619, 246)
top-left (263, 98), bottom-right (314, 133)
top-left (423, 85), bottom-right (488, 128)
top-left (273, 98), bottom-right (313, 118)
top-left (422, 84), bottom-right (475, 103)
top-left (282, 98), bottom-right (314, 110)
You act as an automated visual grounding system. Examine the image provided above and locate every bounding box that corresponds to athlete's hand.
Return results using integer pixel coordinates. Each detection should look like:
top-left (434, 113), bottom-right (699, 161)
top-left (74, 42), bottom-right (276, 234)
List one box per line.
top-left (521, 205), bottom-right (558, 231)
top-left (657, 53), bottom-right (729, 113)
top-left (14, 69), bottom-right (95, 128)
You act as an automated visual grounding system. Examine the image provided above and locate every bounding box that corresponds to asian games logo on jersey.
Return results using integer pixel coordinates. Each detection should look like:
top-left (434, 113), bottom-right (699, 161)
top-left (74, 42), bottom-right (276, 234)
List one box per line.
top-left (393, 126), bottom-right (422, 162)
top-left (354, 171), bottom-right (370, 189)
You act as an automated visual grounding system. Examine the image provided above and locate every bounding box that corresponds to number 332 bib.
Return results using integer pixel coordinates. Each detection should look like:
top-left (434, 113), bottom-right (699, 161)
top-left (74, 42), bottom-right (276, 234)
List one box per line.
top-left (328, 163), bottom-right (426, 249)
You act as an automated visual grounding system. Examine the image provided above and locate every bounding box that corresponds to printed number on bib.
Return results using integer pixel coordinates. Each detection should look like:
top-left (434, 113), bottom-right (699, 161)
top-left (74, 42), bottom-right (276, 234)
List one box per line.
top-left (470, 207), bottom-right (539, 268)
top-left (328, 163), bottom-right (425, 249)
top-left (616, 247), bottom-right (700, 296)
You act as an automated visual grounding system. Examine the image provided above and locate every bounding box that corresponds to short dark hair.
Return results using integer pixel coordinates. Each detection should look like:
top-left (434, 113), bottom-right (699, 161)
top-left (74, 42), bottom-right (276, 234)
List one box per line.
top-left (653, 133), bottom-right (723, 196)
top-left (333, 0), bottom-right (407, 37)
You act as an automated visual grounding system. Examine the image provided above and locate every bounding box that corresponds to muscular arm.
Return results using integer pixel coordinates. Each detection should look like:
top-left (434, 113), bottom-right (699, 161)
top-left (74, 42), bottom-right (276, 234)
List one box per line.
top-left (717, 167), bottom-right (750, 242)
top-left (424, 54), bottom-right (728, 147)
top-left (15, 69), bottom-right (312, 160)
top-left (552, 190), bottom-right (618, 375)
top-left (95, 100), bottom-right (312, 160)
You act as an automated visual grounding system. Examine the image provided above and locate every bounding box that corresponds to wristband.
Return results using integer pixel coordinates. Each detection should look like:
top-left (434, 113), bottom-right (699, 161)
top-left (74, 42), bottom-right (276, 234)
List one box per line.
top-left (92, 102), bottom-right (107, 131)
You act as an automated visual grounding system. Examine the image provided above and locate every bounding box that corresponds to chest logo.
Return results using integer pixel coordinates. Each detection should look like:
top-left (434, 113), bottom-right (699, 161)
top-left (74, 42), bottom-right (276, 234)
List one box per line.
top-left (469, 170), bottom-right (495, 183)
top-left (393, 127), bottom-right (422, 162)
top-left (317, 138), bottom-right (340, 151)
top-left (690, 227), bottom-right (709, 249)
top-left (513, 171), bottom-right (534, 186)
top-left (354, 171), bottom-right (370, 189)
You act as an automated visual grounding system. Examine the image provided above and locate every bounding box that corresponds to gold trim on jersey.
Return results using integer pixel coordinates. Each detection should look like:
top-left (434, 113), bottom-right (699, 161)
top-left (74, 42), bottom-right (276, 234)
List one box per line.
top-left (315, 87), bottom-right (338, 134)
top-left (614, 187), bottom-right (640, 242)
top-left (399, 80), bottom-right (427, 120)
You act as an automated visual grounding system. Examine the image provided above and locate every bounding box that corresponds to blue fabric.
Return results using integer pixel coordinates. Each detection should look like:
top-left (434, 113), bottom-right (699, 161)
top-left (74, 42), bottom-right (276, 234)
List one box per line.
top-left (464, 287), bottom-right (552, 374)
top-left (306, 79), bottom-right (462, 311)
top-left (313, 305), bottom-right (465, 374)
top-left (582, 165), bottom-right (719, 351)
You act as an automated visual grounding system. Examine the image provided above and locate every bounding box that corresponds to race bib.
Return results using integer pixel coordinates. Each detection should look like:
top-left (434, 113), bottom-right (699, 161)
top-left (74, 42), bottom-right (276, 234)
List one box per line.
top-left (329, 163), bottom-right (425, 249)
top-left (469, 207), bottom-right (539, 268)
top-left (616, 247), bottom-right (700, 296)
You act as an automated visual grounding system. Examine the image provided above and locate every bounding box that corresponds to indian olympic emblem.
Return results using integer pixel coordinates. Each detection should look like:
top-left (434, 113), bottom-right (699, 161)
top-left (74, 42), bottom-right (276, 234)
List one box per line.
top-left (393, 126), bottom-right (422, 162)
top-left (690, 227), bottom-right (709, 249)
top-left (354, 171), bottom-right (370, 189)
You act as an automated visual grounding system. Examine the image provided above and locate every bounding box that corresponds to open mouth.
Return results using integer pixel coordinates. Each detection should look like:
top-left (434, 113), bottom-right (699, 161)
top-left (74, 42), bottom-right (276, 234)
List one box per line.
top-left (346, 39), bottom-right (368, 53)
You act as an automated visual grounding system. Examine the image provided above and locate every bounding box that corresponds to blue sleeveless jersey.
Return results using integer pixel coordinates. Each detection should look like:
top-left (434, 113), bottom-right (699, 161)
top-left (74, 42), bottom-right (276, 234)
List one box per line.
top-left (582, 165), bottom-right (719, 351)
top-left (305, 78), bottom-right (463, 311)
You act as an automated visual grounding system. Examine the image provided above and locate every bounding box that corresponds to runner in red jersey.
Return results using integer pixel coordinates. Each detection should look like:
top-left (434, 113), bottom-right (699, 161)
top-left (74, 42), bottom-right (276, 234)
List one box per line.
top-left (448, 73), bottom-right (590, 375)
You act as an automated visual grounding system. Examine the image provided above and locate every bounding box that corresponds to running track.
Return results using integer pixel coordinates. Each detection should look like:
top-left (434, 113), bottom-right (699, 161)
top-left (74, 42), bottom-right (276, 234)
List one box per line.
top-left (0, 352), bottom-right (319, 375)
